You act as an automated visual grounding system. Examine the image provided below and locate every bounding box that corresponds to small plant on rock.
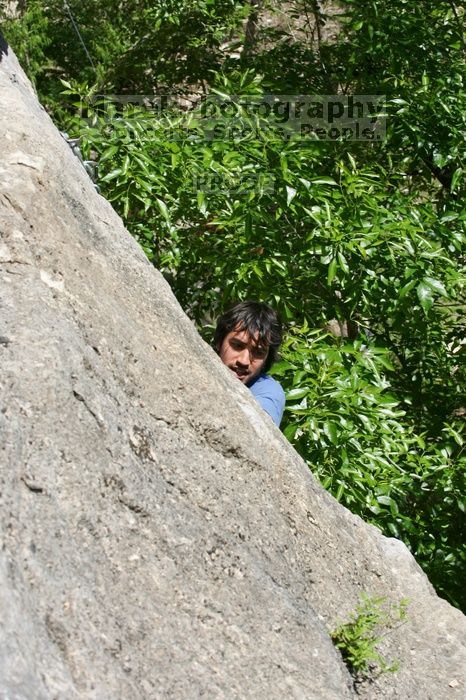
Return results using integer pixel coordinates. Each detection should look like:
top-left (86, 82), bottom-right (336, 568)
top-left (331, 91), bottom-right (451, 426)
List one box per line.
top-left (331, 593), bottom-right (408, 682)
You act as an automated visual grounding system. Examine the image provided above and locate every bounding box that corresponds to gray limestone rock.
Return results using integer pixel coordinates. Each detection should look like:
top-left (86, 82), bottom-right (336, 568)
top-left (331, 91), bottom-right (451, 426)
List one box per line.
top-left (0, 36), bottom-right (465, 700)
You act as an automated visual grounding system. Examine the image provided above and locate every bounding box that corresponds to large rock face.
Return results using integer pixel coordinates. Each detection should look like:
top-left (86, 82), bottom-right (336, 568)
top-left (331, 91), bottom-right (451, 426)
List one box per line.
top-left (1, 38), bottom-right (465, 699)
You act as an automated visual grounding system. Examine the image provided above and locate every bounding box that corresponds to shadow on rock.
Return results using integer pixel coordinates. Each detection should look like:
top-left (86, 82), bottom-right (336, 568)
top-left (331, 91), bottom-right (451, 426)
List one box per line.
top-left (0, 32), bottom-right (8, 61)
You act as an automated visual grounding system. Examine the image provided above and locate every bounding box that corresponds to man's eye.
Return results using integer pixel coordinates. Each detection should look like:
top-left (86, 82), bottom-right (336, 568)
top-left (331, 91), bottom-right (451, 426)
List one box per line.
top-left (252, 347), bottom-right (268, 359)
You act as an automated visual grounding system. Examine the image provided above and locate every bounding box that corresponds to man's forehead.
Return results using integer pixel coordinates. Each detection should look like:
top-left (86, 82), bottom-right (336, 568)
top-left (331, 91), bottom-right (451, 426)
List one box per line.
top-left (232, 325), bottom-right (269, 346)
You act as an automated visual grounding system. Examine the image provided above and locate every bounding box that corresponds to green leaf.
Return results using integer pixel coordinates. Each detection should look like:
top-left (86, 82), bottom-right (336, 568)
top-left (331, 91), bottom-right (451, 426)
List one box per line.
top-left (416, 281), bottom-right (434, 313)
top-left (376, 495), bottom-right (392, 507)
top-left (283, 423), bottom-right (298, 440)
top-left (324, 421), bottom-right (338, 444)
top-left (155, 198), bottom-right (170, 224)
top-left (286, 186), bottom-right (297, 206)
top-left (423, 277), bottom-right (448, 298)
top-left (337, 251), bottom-right (349, 274)
top-left (100, 168), bottom-right (122, 182)
top-left (286, 387), bottom-right (309, 400)
top-left (327, 257), bottom-right (337, 285)
top-left (398, 279), bottom-right (417, 299)
top-left (376, 354), bottom-right (396, 371)
top-left (311, 177), bottom-right (338, 186)
top-left (100, 145), bottom-right (119, 161)
top-left (197, 190), bottom-right (207, 215)
top-left (451, 168), bottom-right (463, 192)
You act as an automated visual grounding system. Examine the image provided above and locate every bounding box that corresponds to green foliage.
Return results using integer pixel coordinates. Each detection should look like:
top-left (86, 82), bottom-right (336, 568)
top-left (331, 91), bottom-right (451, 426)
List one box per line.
top-left (0, 0), bottom-right (248, 113)
top-left (4, 0), bottom-right (466, 611)
top-left (331, 593), bottom-right (408, 680)
top-left (335, 0), bottom-right (466, 196)
top-left (0, 1), bottom-right (51, 87)
top-left (273, 324), bottom-right (466, 609)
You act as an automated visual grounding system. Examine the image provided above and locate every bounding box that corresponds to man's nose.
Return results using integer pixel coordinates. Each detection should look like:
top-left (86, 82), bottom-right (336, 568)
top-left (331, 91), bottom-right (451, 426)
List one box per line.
top-left (236, 348), bottom-right (250, 366)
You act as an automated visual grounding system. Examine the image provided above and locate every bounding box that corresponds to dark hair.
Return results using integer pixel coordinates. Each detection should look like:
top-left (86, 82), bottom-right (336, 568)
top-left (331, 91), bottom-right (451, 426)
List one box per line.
top-left (214, 300), bottom-right (282, 373)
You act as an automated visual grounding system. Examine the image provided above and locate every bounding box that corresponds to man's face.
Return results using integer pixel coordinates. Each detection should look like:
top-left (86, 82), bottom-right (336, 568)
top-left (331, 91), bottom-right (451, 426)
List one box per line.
top-left (218, 326), bottom-right (269, 385)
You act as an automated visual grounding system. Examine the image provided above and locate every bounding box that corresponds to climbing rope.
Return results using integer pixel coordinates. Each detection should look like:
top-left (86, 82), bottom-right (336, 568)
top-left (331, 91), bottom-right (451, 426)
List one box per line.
top-left (63, 1), bottom-right (96, 72)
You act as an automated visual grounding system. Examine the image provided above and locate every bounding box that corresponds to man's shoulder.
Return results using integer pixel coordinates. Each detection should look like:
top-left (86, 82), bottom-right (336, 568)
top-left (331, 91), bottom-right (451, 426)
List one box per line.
top-left (248, 374), bottom-right (285, 427)
top-left (249, 373), bottom-right (285, 398)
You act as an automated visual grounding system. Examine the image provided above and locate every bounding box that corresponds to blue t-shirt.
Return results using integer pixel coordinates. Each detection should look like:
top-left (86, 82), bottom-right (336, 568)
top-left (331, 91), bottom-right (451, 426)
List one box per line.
top-left (248, 374), bottom-right (285, 427)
